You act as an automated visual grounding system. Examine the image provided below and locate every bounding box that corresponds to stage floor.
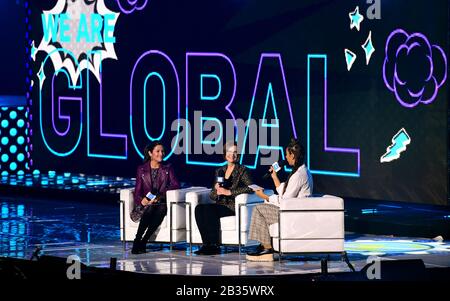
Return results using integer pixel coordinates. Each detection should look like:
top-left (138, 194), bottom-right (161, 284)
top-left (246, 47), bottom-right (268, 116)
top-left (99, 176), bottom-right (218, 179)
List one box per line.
top-left (22, 240), bottom-right (450, 276)
top-left (1, 194), bottom-right (450, 277)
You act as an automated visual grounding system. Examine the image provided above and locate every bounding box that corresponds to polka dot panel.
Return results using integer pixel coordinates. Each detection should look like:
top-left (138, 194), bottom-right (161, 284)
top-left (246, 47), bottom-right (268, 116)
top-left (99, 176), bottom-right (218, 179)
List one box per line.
top-left (0, 106), bottom-right (29, 174)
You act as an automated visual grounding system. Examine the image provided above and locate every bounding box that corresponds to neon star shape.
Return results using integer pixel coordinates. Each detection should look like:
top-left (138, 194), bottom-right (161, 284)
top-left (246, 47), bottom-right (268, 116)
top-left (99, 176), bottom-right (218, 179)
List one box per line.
top-left (349, 6), bottom-right (364, 31)
top-left (37, 65), bottom-right (46, 90)
top-left (344, 49), bottom-right (357, 71)
top-left (30, 41), bottom-right (37, 61)
top-left (362, 31), bottom-right (375, 65)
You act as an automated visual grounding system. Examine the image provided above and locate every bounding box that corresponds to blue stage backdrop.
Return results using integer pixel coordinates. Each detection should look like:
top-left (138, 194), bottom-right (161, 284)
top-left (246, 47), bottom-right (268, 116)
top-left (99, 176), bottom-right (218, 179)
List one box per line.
top-left (27, 0), bottom-right (448, 205)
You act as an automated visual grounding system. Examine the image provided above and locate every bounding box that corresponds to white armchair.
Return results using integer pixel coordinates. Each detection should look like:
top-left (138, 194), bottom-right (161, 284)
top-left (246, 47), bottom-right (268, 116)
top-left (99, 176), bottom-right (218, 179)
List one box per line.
top-left (269, 194), bottom-right (353, 269)
top-left (119, 187), bottom-right (208, 248)
top-left (185, 190), bottom-right (269, 253)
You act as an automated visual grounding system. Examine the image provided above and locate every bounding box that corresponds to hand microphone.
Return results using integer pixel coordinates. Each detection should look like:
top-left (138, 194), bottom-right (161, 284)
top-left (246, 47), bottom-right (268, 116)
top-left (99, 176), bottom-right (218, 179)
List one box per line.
top-left (216, 169), bottom-right (226, 202)
top-left (217, 169), bottom-right (225, 187)
top-left (145, 188), bottom-right (158, 201)
top-left (262, 160), bottom-right (287, 179)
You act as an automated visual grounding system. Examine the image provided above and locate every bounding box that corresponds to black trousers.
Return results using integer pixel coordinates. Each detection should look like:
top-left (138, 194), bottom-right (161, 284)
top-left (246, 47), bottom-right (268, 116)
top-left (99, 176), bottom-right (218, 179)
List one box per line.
top-left (135, 203), bottom-right (167, 243)
top-left (195, 203), bottom-right (235, 245)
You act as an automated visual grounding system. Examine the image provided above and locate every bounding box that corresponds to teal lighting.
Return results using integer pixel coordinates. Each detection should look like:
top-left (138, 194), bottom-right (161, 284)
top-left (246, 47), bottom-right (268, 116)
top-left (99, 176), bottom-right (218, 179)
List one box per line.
top-left (345, 239), bottom-right (450, 256)
top-left (10, 128), bottom-right (17, 137)
top-left (9, 162), bottom-right (17, 171)
top-left (10, 145), bottom-right (17, 154)
top-left (17, 153), bottom-right (25, 162)
top-left (9, 111), bottom-right (17, 120)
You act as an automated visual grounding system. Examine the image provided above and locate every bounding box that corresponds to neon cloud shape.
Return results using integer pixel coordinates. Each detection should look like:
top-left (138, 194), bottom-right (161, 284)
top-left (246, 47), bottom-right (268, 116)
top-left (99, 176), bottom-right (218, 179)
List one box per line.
top-left (383, 29), bottom-right (447, 108)
top-left (116, 0), bottom-right (149, 14)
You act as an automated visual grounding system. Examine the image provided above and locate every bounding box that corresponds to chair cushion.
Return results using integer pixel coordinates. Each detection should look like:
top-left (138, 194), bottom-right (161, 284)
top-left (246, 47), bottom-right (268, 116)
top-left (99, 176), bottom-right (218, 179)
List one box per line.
top-left (220, 216), bottom-right (236, 231)
top-left (272, 238), bottom-right (344, 253)
top-left (280, 195), bottom-right (344, 210)
top-left (269, 211), bottom-right (344, 239)
top-left (219, 213), bottom-right (252, 231)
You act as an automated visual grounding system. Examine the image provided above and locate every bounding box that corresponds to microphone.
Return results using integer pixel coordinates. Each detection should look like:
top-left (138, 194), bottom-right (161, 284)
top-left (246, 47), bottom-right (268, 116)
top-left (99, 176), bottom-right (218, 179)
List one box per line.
top-left (145, 188), bottom-right (158, 201)
top-left (262, 160), bottom-right (287, 179)
top-left (216, 169), bottom-right (226, 202)
top-left (217, 169), bottom-right (225, 187)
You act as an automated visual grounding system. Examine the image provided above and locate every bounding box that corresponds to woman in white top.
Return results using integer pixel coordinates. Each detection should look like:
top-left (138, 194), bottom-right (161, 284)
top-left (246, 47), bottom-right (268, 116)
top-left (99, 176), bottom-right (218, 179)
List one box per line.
top-left (247, 138), bottom-right (313, 261)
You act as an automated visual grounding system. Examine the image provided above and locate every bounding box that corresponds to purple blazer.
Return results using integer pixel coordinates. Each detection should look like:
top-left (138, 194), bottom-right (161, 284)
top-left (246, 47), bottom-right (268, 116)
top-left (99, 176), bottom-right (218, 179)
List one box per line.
top-left (134, 162), bottom-right (180, 207)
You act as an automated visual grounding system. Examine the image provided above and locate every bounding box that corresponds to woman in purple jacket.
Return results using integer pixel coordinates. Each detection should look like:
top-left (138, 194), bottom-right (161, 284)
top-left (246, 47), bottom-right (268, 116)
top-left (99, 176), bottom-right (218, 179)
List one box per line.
top-left (131, 141), bottom-right (180, 254)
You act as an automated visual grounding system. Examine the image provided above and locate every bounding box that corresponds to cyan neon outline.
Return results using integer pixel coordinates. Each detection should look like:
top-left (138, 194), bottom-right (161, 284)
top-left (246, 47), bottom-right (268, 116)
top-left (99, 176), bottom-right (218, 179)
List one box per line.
top-left (87, 50), bottom-right (128, 160)
top-left (200, 74), bottom-right (222, 101)
top-left (261, 83), bottom-right (279, 127)
top-left (240, 53), bottom-right (297, 170)
top-left (39, 48), bottom-right (83, 157)
top-left (143, 72), bottom-right (166, 141)
top-left (130, 50), bottom-right (181, 160)
top-left (200, 117), bottom-right (223, 145)
top-left (307, 54), bottom-right (360, 177)
top-left (51, 72), bottom-right (80, 137)
top-left (186, 52), bottom-right (237, 167)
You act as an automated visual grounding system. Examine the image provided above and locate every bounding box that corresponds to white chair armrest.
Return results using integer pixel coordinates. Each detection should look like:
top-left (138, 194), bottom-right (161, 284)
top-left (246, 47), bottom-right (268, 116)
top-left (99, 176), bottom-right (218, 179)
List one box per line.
top-left (185, 189), bottom-right (214, 207)
top-left (119, 188), bottom-right (136, 240)
top-left (120, 187), bottom-right (135, 198)
top-left (185, 189), bottom-right (213, 236)
top-left (234, 193), bottom-right (267, 240)
top-left (120, 187), bottom-right (135, 213)
top-left (166, 186), bottom-right (208, 204)
top-left (166, 187), bottom-right (208, 232)
top-left (235, 190), bottom-right (272, 206)
top-left (280, 195), bottom-right (344, 211)
top-left (235, 193), bottom-right (259, 205)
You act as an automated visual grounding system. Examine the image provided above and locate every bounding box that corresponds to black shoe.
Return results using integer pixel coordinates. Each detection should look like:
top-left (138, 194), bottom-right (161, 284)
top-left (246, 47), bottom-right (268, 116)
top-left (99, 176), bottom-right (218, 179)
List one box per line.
top-left (208, 245), bottom-right (221, 255)
top-left (193, 245), bottom-right (208, 255)
top-left (194, 245), bottom-right (221, 255)
top-left (253, 244), bottom-right (264, 253)
top-left (131, 239), bottom-right (146, 254)
top-left (246, 247), bottom-right (274, 256)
